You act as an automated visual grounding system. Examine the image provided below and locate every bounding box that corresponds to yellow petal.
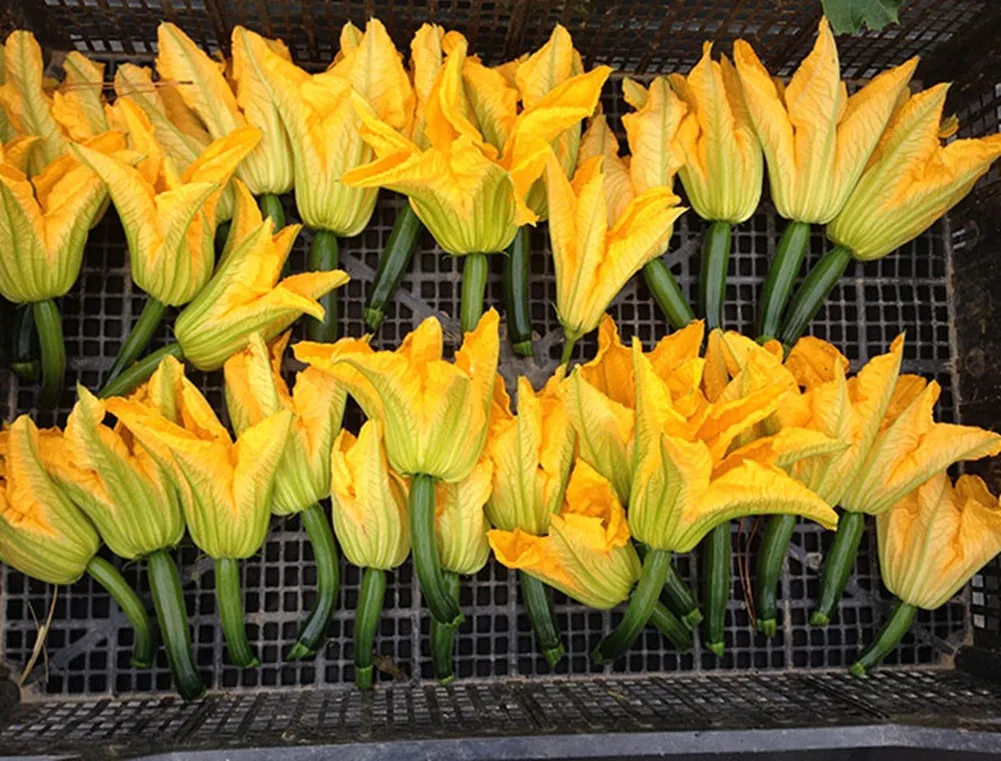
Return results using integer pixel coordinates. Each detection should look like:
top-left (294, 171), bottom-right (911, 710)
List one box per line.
top-left (330, 422), bottom-right (410, 570)
top-left (52, 52), bottom-right (108, 141)
top-left (0, 32), bottom-right (65, 163)
top-left (515, 24), bottom-right (576, 108)
top-left (436, 457), bottom-right (492, 575)
top-left (878, 473), bottom-right (1001, 610)
top-left (622, 76), bottom-right (687, 194)
top-left (785, 336), bottom-right (849, 388)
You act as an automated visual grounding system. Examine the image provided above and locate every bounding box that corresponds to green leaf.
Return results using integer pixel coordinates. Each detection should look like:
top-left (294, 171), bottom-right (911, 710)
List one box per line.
top-left (822, 0), bottom-right (905, 34)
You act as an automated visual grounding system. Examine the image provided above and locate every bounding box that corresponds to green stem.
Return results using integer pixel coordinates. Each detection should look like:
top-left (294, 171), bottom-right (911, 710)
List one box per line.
top-left (519, 571), bottom-right (565, 667)
top-left (365, 204), bottom-right (422, 332)
top-left (779, 246), bottom-right (853, 346)
top-left (410, 474), bottom-right (463, 626)
top-left (504, 228), bottom-right (534, 356)
top-left (98, 343), bottom-right (183, 399)
top-left (216, 557), bottom-right (258, 668)
top-left (430, 571), bottom-right (460, 684)
top-left (649, 602), bottom-right (693, 653)
top-left (850, 601), bottom-right (918, 677)
top-left (643, 258), bottom-right (695, 330)
top-left (560, 333), bottom-right (578, 367)
top-left (103, 297), bottom-right (167, 388)
top-left (354, 566), bottom-right (386, 689)
top-left (33, 299), bottom-right (65, 408)
top-left (702, 522), bottom-right (730, 657)
top-left (10, 303), bottom-right (38, 380)
top-left (460, 253), bottom-right (488, 334)
top-left (592, 548), bottom-right (672, 664)
top-left (659, 559), bottom-right (702, 627)
top-left (755, 514), bottom-right (798, 637)
top-left (811, 510), bottom-right (865, 626)
top-left (86, 556), bottom-right (155, 668)
top-left (288, 503), bottom-right (341, 660)
top-left (147, 550), bottom-right (204, 701)
top-left (306, 229), bottom-right (340, 342)
top-left (699, 221), bottom-right (732, 330)
top-left (756, 220), bottom-right (811, 341)
top-left (257, 193), bottom-right (285, 230)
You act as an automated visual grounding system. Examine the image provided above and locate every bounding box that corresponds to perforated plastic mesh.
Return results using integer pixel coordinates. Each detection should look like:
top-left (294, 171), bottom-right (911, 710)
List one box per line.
top-left (0, 0), bottom-right (986, 707)
top-left (3, 669), bottom-right (1001, 757)
top-left (37, 0), bottom-right (986, 74)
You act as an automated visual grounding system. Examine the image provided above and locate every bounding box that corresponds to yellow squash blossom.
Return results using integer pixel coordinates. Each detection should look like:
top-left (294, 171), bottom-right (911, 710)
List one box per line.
top-left (72, 110), bottom-right (261, 306)
top-left (51, 51), bottom-right (111, 142)
top-left (107, 355), bottom-right (292, 560)
top-left (111, 63), bottom-right (240, 222)
top-left (173, 180), bottom-right (349, 370)
top-left (576, 115), bottom-right (635, 226)
top-left (436, 457), bottom-right (493, 575)
top-left (224, 332), bottom-right (346, 516)
top-left (294, 310), bottom-right (500, 483)
top-left (0, 31), bottom-right (67, 164)
top-left (670, 43), bottom-right (763, 224)
top-left (113, 62), bottom-right (212, 169)
top-left (342, 36), bottom-right (611, 255)
top-left (879, 473), bottom-right (1001, 611)
top-left (0, 130), bottom-right (128, 304)
top-left (561, 315), bottom-right (705, 503)
top-left (828, 83), bottom-right (1001, 261)
top-left (489, 460), bottom-right (641, 610)
top-left (776, 335), bottom-right (1001, 514)
top-left (547, 152), bottom-right (686, 346)
top-left (516, 23), bottom-right (585, 217)
top-left (240, 19), bottom-right (412, 235)
top-left (486, 373), bottom-right (575, 536)
top-left (330, 421), bottom-right (410, 571)
top-left (156, 22), bottom-right (294, 196)
top-left (629, 337), bottom-right (839, 554)
top-left (733, 18), bottom-right (917, 224)
top-left (620, 75), bottom-right (687, 195)
top-left (850, 472), bottom-right (1001, 675)
top-left (37, 384), bottom-right (184, 560)
top-left (0, 416), bottom-right (99, 585)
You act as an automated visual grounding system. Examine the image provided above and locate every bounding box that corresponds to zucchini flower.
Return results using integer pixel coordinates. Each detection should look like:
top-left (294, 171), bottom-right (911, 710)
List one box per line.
top-left (771, 335), bottom-right (1001, 626)
top-left (733, 19), bottom-right (918, 339)
top-left (670, 43), bottom-right (762, 225)
top-left (668, 43), bottom-right (764, 329)
top-left (157, 23), bottom-right (294, 200)
top-left (516, 24), bottom-right (585, 218)
top-left (489, 459), bottom-right (640, 611)
top-left (98, 180), bottom-right (350, 400)
top-left (330, 420), bottom-right (411, 687)
top-left (362, 23), bottom-right (448, 333)
top-left (0, 416), bottom-right (99, 585)
top-left (224, 331), bottom-right (346, 659)
top-left (241, 19), bottom-right (413, 341)
top-left (786, 86), bottom-right (1001, 345)
top-left (343, 35), bottom-right (611, 332)
top-left (294, 310), bottom-right (500, 628)
top-left (42, 385), bottom-right (184, 560)
top-left (486, 374), bottom-right (575, 535)
top-left (0, 130), bottom-right (129, 406)
top-left (561, 315), bottom-right (705, 503)
top-left (854, 473), bottom-right (1001, 676)
top-left (429, 456), bottom-right (493, 683)
top-left (108, 355), bottom-right (293, 670)
top-left (0, 31), bottom-right (67, 165)
top-left (51, 52), bottom-right (111, 142)
top-left (592, 329), bottom-right (839, 664)
top-left (0, 416), bottom-right (158, 674)
top-left (485, 371), bottom-right (574, 658)
top-left (547, 152), bottom-right (685, 359)
top-left (72, 111), bottom-right (259, 303)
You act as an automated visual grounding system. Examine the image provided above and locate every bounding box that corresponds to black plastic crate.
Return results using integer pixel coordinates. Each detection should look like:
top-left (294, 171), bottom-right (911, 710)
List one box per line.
top-left (2, 0), bottom-right (1001, 758)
